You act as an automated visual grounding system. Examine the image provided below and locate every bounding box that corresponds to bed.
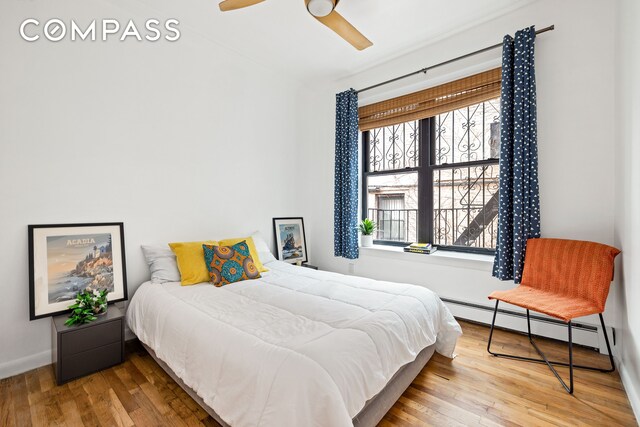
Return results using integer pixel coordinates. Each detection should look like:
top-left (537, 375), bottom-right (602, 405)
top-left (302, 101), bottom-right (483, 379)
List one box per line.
top-left (127, 260), bottom-right (462, 427)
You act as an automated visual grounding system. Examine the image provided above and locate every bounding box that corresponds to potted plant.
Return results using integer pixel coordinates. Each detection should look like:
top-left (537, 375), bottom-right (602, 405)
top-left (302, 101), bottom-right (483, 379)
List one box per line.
top-left (358, 218), bottom-right (377, 247)
top-left (65, 289), bottom-right (109, 326)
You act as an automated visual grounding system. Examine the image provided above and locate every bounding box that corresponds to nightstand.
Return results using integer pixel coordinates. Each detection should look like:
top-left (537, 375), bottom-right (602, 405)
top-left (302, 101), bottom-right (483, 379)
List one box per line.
top-left (301, 263), bottom-right (318, 270)
top-left (51, 305), bottom-right (125, 385)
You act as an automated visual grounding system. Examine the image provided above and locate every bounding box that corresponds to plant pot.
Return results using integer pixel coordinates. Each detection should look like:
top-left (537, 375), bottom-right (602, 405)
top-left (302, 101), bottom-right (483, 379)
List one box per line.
top-left (361, 235), bottom-right (374, 248)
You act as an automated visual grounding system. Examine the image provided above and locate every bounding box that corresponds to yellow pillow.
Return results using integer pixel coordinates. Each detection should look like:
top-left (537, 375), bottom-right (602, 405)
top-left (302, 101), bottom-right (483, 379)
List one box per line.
top-left (218, 237), bottom-right (268, 272)
top-left (169, 240), bottom-right (218, 286)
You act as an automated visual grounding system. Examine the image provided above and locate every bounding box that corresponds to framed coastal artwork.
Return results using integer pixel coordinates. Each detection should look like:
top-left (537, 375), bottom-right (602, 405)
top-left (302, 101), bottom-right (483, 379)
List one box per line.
top-left (28, 222), bottom-right (128, 320)
top-left (273, 217), bottom-right (308, 264)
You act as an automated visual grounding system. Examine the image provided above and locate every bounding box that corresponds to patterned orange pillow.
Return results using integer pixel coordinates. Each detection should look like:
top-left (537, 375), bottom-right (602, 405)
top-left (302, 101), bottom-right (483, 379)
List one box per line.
top-left (202, 241), bottom-right (261, 287)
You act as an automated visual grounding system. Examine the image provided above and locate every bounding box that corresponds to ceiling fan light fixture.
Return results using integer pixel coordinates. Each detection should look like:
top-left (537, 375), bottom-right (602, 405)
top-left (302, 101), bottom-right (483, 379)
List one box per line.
top-left (307, 0), bottom-right (335, 17)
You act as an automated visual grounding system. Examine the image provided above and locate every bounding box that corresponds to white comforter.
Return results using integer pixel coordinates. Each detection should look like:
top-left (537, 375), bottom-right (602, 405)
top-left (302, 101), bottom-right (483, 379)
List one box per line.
top-left (127, 261), bottom-right (461, 427)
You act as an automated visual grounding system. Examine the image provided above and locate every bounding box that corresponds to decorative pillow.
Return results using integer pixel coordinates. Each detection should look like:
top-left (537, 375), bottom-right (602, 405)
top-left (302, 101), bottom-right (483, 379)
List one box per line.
top-left (218, 236), bottom-right (269, 272)
top-left (203, 241), bottom-right (261, 287)
top-left (141, 245), bottom-right (181, 284)
top-left (169, 240), bottom-right (218, 286)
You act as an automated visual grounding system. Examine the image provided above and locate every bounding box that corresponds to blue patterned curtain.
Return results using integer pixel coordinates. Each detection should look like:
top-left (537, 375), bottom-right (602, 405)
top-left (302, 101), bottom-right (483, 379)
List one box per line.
top-left (492, 27), bottom-right (541, 283)
top-left (334, 89), bottom-right (359, 259)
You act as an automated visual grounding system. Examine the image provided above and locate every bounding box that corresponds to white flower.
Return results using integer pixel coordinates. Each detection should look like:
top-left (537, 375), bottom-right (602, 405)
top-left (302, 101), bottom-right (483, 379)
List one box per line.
top-left (93, 289), bottom-right (101, 297)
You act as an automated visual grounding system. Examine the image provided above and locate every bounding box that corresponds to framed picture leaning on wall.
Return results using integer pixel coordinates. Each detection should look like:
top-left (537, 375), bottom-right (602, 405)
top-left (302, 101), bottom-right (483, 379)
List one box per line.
top-left (28, 222), bottom-right (128, 320)
top-left (273, 217), bottom-right (308, 264)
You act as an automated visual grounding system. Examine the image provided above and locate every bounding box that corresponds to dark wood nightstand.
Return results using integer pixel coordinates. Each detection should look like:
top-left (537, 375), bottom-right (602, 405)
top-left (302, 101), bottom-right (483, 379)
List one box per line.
top-left (301, 263), bottom-right (318, 270)
top-left (51, 305), bottom-right (125, 385)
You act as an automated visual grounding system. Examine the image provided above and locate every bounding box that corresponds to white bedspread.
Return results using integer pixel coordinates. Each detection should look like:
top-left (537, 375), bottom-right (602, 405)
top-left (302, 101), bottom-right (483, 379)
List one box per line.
top-left (126, 261), bottom-right (461, 427)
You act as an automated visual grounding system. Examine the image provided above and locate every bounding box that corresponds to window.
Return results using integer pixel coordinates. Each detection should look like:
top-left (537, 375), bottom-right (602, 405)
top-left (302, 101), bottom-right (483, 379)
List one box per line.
top-left (375, 194), bottom-right (407, 241)
top-left (362, 98), bottom-right (501, 253)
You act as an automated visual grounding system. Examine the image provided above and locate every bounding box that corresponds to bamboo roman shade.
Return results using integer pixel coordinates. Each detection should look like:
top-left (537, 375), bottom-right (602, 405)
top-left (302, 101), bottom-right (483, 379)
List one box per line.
top-left (358, 67), bottom-right (502, 131)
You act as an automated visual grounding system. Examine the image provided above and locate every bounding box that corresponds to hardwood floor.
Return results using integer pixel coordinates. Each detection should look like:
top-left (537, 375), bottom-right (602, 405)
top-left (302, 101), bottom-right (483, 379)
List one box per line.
top-left (1, 321), bottom-right (637, 426)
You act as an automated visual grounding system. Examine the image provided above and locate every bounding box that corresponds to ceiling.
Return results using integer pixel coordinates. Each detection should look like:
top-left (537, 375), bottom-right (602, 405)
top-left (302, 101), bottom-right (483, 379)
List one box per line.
top-left (156, 0), bottom-right (534, 83)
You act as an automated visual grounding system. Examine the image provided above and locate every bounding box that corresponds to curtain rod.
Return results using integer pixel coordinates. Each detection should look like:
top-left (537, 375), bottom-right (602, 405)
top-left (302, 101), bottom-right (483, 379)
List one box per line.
top-left (356, 25), bottom-right (555, 95)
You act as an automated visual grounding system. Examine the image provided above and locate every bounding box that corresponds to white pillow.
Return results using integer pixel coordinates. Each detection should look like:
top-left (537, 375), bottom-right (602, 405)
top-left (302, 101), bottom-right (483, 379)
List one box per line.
top-left (141, 245), bottom-right (181, 283)
top-left (250, 231), bottom-right (277, 264)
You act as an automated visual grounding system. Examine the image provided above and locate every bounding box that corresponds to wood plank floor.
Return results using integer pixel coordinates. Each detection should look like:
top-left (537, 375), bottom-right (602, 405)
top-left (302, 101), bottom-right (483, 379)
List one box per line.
top-left (1, 321), bottom-right (637, 426)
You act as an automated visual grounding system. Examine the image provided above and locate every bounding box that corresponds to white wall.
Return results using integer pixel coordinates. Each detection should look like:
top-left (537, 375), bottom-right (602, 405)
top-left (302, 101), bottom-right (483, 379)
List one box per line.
top-left (299, 0), bottom-right (619, 335)
top-left (0, 0), bottom-right (306, 377)
top-left (614, 0), bottom-right (640, 417)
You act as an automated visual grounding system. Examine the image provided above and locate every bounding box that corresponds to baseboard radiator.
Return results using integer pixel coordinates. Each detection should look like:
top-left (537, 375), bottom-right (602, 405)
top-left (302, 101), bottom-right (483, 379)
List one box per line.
top-left (441, 297), bottom-right (614, 354)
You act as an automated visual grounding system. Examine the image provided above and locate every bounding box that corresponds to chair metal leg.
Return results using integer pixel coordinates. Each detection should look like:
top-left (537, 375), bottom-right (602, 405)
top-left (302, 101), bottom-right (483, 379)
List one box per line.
top-left (487, 301), bottom-right (615, 394)
top-left (599, 313), bottom-right (616, 372)
top-left (569, 321), bottom-right (574, 393)
top-left (487, 300), bottom-right (500, 354)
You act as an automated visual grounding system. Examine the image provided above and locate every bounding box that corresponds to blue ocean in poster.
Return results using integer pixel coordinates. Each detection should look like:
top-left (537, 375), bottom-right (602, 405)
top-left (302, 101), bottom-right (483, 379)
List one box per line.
top-left (279, 224), bottom-right (303, 260)
top-left (46, 233), bottom-right (114, 303)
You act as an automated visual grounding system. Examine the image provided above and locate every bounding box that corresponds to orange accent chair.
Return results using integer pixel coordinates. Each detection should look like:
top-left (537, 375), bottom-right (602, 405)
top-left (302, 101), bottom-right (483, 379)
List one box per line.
top-left (487, 238), bottom-right (621, 393)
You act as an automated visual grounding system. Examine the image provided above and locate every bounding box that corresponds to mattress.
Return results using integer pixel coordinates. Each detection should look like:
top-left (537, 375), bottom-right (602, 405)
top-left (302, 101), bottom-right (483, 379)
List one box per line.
top-left (126, 260), bottom-right (462, 427)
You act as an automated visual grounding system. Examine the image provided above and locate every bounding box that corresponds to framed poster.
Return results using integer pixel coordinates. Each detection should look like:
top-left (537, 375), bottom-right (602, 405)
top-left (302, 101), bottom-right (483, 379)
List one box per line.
top-left (273, 217), bottom-right (308, 264)
top-left (28, 222), bottom-right (128, 320)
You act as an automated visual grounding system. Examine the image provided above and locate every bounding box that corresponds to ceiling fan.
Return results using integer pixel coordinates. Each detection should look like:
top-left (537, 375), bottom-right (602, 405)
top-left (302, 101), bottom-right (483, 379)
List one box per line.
top-left (218, 0), bottom-right (373, 51)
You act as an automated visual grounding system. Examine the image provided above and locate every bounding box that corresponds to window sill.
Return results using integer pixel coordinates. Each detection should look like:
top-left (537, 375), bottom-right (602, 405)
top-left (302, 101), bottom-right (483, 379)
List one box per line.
top-left (358, 244), bottom-right (494, 271)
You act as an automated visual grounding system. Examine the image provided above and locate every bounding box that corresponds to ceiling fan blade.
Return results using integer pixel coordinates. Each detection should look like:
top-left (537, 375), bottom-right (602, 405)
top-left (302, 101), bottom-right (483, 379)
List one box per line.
top-left (219, 0), bottom-right (265, 12)
top-left (315, 10), bottom-right (372, 50)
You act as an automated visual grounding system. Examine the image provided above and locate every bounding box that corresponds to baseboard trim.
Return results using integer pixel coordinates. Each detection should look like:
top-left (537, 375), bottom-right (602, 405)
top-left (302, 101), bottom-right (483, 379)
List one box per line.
top-left (0, 349), bottom-right (52, 380)
top-left (618, 358), bottom-right (640, 423)
top-left (441, 297), bottom-right (598, 331)
top-left (442, 297), bottom-right (604, 351)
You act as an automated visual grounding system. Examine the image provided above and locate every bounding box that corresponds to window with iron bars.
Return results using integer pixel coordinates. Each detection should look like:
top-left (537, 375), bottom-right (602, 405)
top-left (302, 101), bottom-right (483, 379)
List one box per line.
top-left (362, 98), bottom-right (500, 254)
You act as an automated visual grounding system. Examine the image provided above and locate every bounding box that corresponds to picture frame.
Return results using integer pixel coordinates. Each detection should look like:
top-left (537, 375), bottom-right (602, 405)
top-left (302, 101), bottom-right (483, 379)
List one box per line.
top-left (273, 217), bottom-right (308, 264)
top-left (28, 222), bottom-right (128, 320)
